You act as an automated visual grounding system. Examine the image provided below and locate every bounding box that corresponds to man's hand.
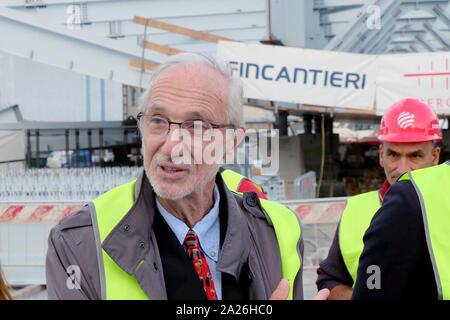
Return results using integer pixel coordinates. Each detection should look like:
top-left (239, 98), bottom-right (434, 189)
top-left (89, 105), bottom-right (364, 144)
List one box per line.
top-left (312, 288), bottom-right (330, 300)
top-left (269, 279), bottom-right (331, 300)
top-left (327, 284), bottom-right (352, 300)
top-left (269, 278), bottom-right (290, 300)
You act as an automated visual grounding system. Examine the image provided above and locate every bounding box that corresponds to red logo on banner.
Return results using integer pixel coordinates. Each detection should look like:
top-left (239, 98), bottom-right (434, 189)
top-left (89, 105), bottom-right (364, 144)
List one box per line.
top-left (403, 58), bottom-right (450, 110)
top-left (404, 58), bottom-right (450, 89)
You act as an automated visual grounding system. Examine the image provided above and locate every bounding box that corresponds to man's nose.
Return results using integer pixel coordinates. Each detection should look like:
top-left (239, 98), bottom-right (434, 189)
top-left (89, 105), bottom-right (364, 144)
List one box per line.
top-left (159, 126), bottom-right (186, 157)
top-left (396, 157), bottom-right (413, 176)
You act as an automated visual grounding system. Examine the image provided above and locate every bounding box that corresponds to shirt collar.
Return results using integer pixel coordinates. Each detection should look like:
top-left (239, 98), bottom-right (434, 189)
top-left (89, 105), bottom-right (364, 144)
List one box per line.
top-left (155, 183), bottom-right (221, 262)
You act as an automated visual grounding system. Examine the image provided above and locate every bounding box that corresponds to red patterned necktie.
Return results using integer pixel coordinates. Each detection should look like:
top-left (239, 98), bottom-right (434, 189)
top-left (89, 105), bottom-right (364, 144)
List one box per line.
top-left (183, 229), bottom-right (218, 300)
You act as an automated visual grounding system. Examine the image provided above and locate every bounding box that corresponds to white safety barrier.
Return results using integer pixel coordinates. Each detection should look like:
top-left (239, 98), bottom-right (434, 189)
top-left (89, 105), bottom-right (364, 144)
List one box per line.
top-left (281, 197), bottom-right (348, 268)
top-left (0, 202), bottom-right (84, 285)
top-left (281, 197), bottom-right (348, 224)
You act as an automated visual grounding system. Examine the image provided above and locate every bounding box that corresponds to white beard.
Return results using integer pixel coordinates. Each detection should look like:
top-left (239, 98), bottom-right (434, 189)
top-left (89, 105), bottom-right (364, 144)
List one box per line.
top-left (143, 146), bottom-right (219, 200)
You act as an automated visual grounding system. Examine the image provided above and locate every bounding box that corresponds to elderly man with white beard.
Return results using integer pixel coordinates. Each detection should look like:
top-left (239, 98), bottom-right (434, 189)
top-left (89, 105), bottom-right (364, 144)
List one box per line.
top-left (46, 52), bottom-right (329, 301)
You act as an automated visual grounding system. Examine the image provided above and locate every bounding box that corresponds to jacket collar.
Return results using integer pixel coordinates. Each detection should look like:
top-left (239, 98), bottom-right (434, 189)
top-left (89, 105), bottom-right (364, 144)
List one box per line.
top-left (102, 169), bottom-right (251, 282)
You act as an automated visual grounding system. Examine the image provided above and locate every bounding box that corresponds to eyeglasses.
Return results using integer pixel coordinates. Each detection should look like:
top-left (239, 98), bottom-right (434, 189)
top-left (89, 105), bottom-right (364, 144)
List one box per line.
top-left (137, 112), bottom-right (236, 137)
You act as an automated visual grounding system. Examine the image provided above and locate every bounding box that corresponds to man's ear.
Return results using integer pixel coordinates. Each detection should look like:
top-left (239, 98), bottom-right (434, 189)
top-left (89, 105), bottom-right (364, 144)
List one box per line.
top-left (431, 145), bottom-right (441, 165)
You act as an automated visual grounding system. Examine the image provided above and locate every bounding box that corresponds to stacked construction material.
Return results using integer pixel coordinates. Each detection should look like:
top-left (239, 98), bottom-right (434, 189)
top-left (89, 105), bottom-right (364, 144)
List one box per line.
top-left (0, 167), bottom-right (141, 201)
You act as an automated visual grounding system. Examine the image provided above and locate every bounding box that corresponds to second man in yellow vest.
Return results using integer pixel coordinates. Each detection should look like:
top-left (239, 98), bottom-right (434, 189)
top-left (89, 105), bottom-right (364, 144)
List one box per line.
top-left (316, 99), bottom-right (442, 299)
top-left (352, 160), bottom-right (450, 299)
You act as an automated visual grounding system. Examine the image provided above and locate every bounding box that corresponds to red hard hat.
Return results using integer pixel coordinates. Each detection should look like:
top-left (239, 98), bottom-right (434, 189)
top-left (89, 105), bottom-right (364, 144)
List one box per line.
top-left (378, 98), bottom-right (442, 143)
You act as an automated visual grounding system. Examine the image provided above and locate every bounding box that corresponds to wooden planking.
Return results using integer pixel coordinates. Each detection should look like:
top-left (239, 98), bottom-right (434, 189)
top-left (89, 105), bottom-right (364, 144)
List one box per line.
top-left (129, 59), bottom-right (159, 71)
top-left (133, 16), bottom-right (238, 43)
top-left (142, 40), bottom-right (184, 55)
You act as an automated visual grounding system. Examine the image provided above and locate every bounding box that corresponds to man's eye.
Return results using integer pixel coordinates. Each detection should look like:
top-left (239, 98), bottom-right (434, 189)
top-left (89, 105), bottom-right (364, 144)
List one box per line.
top-left (182, 121), bottom-right (196, 130)
top-left (388, 153), bottom-right (397, 157)
top-left (196, 122), bottom-right (208, 130)
top-left (185, 121), bottom-right (206, 130)
top-left (151, 118), bottom-right (166, 124)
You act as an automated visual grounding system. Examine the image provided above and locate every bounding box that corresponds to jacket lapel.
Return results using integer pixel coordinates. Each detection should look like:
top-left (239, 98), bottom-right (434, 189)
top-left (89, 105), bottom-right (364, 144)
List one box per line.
top-left (101, 170), bottom-right (167, 299)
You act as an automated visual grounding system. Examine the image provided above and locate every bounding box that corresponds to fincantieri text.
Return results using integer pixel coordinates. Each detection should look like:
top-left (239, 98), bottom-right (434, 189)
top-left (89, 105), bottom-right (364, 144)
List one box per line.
top-left (229, 61), bottom-right (368, 90)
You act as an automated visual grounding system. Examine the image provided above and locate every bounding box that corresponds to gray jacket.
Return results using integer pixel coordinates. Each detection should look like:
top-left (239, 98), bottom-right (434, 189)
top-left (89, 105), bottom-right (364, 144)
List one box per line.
top-left (46, 170), bottom-right (304, 300)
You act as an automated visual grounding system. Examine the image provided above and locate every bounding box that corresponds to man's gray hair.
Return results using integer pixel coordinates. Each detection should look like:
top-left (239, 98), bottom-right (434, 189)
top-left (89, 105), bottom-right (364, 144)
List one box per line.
top-left (138, 52), bottom-right (244, 127)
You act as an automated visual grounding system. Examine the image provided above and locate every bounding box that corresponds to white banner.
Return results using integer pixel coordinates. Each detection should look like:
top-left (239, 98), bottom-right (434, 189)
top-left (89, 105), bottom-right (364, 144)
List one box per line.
top-left (376, 52), bottom-right (450, 115)
top-left (217, 41), bottom-right (379, 110)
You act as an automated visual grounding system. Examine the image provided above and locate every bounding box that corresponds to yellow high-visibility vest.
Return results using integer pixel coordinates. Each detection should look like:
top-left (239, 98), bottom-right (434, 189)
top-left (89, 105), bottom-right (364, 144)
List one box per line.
top-left (399, 161), bottom-right (450, 300)
top-left (89, 171), bottom-right (302, 300)
top-left (339, 190), bottom-right (381, 284)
